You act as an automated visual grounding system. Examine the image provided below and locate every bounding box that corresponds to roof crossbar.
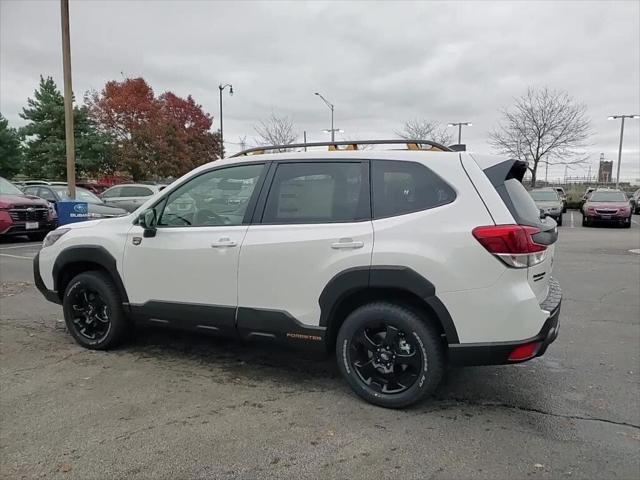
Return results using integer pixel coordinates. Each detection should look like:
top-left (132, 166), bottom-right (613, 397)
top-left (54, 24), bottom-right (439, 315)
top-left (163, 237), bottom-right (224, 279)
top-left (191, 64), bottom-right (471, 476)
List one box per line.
top-left (231, 139), bottom-right (452, 157)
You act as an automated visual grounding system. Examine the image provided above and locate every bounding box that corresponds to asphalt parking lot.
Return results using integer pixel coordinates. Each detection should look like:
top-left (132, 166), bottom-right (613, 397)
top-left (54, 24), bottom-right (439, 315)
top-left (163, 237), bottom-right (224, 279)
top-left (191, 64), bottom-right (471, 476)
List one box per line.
top-left (1, 212), bottom-right (639, 480)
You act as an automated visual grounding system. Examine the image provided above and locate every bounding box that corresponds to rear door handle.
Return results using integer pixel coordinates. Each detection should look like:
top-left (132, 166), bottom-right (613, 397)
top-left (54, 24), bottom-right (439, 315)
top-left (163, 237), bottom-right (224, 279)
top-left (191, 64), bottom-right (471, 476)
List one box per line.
top-left (331, 239), bottom-right (364, 249)
top-left (211, 237), bottom-right (237, 248)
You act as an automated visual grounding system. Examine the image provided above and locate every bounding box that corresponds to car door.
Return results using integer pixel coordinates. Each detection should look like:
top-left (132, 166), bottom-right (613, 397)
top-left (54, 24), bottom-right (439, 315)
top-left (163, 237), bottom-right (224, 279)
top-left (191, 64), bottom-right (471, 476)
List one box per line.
top-left (237, 160), bottom-right (373, 341)
top-left (122, 163), bottom-right (267, 334)
top-left (101, 186), bottom-right (123, 208)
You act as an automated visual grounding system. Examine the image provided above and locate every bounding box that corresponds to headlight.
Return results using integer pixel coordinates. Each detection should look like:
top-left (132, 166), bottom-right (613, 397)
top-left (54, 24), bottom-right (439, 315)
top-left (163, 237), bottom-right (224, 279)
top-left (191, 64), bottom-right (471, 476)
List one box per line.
top-left (42, 228), bottom-right (71, 248)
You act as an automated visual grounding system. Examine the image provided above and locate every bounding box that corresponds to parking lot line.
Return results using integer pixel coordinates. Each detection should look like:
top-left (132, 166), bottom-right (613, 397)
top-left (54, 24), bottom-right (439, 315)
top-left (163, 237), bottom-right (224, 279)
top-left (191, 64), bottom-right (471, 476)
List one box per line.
top-left (0, 253), bottom-right (34, 260)
top-left (0, 243), bottom-right (42, 251)
top-left (570, 211), bottom-right (575, 228)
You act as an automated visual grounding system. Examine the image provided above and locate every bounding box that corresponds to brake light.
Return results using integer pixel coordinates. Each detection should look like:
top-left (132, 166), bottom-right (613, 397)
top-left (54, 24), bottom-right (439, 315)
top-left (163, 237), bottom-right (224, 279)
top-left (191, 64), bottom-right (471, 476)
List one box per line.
top-left (472, 225), bottom-right (547, 268)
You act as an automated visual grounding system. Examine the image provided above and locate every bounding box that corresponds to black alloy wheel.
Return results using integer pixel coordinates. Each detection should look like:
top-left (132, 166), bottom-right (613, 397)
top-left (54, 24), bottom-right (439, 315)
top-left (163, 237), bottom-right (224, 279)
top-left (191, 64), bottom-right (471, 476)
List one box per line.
top-left (68, 286), bottom-right (111, 342)
top-left (350, 323), bottom-right (422, 394)
top-left (62, 271), bottom-right (129, 349)
top-left (337, 302), bottom-right (445, 408)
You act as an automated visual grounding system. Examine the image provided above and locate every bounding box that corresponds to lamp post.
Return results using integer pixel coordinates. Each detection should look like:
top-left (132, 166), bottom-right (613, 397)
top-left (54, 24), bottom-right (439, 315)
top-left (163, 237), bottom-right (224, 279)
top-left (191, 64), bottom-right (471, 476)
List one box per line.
top-left (447, 122), bottom-right (472, 144)
top-left (218, 83), bottom-right (233, 157)
top-left (608, 115), bottom-right (639, 188)
top-left (315, 92), bottom-right (338, 142)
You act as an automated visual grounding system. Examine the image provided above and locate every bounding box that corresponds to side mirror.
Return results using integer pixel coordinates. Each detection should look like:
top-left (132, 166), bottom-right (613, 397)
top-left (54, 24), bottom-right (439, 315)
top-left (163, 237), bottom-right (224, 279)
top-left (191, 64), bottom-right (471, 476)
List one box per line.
top-left (539, 208), bottom-right (550, 220)
top-left (139, 209), bottom-right (157, 237)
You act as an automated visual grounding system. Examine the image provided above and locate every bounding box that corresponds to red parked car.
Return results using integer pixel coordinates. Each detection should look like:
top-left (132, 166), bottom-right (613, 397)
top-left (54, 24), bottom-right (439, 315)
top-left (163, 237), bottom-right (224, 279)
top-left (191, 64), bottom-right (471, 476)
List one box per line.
top-left (581, 189), bottom-right (632, 228)
top-left (0, 177), bottom-right (57, 240)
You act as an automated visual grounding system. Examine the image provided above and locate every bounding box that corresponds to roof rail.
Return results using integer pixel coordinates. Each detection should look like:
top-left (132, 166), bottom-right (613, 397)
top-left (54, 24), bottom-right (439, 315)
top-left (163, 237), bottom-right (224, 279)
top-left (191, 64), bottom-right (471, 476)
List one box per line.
top-left (231, 139), bottom-right (453, 157)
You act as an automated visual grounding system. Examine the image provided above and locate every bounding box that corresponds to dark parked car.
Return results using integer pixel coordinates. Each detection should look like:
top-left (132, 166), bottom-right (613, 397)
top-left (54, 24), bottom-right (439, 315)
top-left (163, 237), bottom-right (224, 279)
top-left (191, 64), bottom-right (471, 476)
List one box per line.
top-left (22, 185), bottom-right (128, 219)
top-left (100, 184), bottom-right (163, 212)
top-left (0, 177), bottom-right (57, 240)
top-left (581, 189), bottom-right (632, 228)
top-left (553, 187), bottom-right (567, 212)
top-left (530, 188), bottom-right (563, 226)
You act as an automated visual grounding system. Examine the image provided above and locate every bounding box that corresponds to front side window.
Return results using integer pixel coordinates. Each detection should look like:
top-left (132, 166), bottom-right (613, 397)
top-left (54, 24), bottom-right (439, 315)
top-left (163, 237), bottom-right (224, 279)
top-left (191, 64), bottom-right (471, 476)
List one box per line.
top-left (262, 162), bottom-right (367, 224)
top-left (158, 164), bottom-right (264, 227)
top-left (372, 160), bottom-right (456, 218)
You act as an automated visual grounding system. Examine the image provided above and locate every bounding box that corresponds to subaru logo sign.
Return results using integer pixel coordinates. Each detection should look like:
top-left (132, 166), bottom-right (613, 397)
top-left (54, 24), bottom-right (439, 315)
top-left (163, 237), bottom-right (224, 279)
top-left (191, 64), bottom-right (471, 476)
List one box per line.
top-left (73, 203), bottom-right (88, 214)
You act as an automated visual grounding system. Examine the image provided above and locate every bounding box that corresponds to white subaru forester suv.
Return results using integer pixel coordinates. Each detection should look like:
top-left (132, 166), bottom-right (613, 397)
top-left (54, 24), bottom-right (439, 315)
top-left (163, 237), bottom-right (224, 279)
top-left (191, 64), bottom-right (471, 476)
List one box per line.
top-left (34, 140), bottom-right (561, 408)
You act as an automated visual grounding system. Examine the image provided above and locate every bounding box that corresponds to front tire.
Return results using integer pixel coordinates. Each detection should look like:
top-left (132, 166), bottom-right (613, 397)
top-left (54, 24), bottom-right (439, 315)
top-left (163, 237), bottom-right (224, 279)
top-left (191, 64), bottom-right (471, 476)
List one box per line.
top-left (62, 271), bottom-right (129, 350)
top-left (336, 302), bottom-right (445, 408)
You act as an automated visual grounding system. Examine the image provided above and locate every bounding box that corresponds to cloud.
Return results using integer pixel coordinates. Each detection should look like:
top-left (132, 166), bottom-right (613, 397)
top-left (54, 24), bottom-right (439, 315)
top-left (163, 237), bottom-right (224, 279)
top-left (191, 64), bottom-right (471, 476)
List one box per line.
top-left (1, 0), bottom-right (638, 181)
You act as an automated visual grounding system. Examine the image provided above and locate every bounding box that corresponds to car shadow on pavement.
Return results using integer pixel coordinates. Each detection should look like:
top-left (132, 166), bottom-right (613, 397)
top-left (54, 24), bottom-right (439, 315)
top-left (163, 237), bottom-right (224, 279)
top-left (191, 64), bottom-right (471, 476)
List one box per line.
top-left (124, 325), bottom-right (548, 411)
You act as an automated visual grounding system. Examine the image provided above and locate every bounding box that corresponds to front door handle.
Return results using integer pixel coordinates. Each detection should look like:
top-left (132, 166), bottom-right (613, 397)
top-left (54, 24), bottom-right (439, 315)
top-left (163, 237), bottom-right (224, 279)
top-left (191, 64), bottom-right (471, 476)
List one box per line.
top-left (331, 239), bottom-right (364, 249)
top-left (211, 237), bottom-right (237, 248)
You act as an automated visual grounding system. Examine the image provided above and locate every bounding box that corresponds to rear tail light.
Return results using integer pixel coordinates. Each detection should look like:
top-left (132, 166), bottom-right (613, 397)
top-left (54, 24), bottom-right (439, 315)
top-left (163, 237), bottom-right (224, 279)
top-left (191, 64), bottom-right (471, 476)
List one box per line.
top-left (472, 225), bottom-right (547, 268)
top-left (508, 341), bottom-right (542, 361)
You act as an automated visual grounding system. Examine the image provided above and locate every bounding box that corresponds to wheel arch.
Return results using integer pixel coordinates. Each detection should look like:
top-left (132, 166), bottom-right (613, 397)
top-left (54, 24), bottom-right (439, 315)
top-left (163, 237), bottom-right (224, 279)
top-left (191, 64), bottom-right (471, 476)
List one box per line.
top-left (319, 266), bottom-right (459, 350)
top-left (53, 245), bottom-right (129, 304)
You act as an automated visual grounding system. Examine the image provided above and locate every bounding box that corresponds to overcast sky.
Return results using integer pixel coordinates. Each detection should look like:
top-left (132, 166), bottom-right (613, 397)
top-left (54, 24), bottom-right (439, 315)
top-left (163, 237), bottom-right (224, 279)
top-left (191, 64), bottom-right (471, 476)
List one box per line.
top-left (1, 0), bottom-right (639, 181)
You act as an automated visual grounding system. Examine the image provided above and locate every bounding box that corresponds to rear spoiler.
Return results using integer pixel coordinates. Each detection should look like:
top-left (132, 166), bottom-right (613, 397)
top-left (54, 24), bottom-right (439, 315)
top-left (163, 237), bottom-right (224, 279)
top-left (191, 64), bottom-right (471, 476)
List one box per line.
top-left (482, 159), bottom-right (528, 186)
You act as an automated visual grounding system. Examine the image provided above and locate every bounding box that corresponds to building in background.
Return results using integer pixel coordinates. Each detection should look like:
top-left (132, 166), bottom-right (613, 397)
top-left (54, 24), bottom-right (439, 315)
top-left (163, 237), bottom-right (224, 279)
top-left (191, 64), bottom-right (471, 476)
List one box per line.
top-left (598, 153), bottom-right (613, 183)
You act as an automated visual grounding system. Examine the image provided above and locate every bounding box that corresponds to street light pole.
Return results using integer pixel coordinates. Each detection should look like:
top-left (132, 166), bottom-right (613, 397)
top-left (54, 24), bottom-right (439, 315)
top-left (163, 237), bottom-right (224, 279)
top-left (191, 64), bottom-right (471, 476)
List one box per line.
top-left (447, 122), bottom-right (472, 145)
top-left (608, 114), bottom-right (639, 189)
top-left (60, 0), bottom-right (75, 199)
top-left (218, 83), bottom-right (233, 157)
top-left (315, 92), bottom-right (337, 142)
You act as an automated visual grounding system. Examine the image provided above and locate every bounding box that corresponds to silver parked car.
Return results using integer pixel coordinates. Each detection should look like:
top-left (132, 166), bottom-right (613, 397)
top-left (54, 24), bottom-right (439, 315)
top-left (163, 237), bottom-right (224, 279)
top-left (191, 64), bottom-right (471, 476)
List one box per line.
top-left (529, 188), bottom-right (563, 226)
top-left (100, 184), bottom-right (164, 212)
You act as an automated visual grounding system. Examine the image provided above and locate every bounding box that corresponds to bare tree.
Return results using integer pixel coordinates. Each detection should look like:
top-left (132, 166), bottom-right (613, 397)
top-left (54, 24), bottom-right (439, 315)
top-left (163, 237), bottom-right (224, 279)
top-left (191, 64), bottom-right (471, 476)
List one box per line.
top-left (396, 118), bottom-right (453, 146)
top-left (254, 113), bottom-right (297, 150)
top-left (489, 87), bottom-right (591, 187)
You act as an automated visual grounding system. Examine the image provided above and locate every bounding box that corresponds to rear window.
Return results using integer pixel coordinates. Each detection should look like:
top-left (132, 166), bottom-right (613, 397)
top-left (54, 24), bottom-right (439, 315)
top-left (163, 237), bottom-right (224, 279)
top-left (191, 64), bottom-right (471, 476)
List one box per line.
top-left (372, 160), bottom-right (456, 218)
top-left (504, 179), bottom-right (543, 225)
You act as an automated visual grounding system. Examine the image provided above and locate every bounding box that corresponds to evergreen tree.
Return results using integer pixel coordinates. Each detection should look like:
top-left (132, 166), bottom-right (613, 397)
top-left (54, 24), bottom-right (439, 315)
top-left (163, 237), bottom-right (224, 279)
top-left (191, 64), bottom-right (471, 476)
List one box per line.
top-left (0, 113), bottom-right (23, 178)
top-left (20, 76), bottom-right (113, 179)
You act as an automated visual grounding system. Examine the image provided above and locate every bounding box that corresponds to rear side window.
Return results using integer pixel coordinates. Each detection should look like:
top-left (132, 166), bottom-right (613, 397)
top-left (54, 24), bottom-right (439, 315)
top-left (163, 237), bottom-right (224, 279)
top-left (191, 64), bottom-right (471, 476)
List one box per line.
top-left (102, 187), bottom-right (122, 198)
top-left (372, 160), bottom-right (456, 219)
top-left (120, 186), bottom-right (153, 197)
top-left (262, 162), bottom-right (368, 224)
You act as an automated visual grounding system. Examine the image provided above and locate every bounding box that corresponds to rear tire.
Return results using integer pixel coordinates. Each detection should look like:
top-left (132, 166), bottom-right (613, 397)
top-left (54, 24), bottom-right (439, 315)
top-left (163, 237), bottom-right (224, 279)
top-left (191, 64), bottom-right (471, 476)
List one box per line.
top-left (582, 215), bottom-right (588, 227)
top-left (557, 215), bottom-right (563, 226)
top-left (336, 302), bottom-right (445, 408)
top-left (62, 271), bottom-right (129, 350)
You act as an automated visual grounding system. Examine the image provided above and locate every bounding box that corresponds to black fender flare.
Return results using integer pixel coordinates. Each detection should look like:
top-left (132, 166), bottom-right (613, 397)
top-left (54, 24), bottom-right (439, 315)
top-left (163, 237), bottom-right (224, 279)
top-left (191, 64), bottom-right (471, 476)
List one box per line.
top-left (318, 266), bottom-right (459, 344)
top-left (52, 245), bottom-right (129, 304)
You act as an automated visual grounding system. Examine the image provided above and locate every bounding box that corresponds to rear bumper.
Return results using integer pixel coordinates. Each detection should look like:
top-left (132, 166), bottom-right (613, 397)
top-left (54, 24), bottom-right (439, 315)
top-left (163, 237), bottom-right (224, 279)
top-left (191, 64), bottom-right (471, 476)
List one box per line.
top-left (33, 252), bottom-right (61, 304)
top-left (449, 277), bottom-right (562, 366)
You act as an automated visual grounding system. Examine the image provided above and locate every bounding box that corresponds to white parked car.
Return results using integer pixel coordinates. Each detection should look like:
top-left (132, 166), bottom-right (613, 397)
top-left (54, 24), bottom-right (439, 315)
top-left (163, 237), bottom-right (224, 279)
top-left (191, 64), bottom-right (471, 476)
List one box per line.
top-left (34, 140), bottom-right (561, 408)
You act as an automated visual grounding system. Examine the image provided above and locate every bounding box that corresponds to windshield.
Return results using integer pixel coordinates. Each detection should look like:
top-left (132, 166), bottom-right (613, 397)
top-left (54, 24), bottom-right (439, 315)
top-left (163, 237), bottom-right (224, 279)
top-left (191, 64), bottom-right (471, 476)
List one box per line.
top-left (0, 177), bottom-right (24, 195)
top-left (590, 191), bottom-right (627, 202)
top-left (52, 186), bottom-right (103, 204)
top-left (530, 191), bottom-right (559, 201)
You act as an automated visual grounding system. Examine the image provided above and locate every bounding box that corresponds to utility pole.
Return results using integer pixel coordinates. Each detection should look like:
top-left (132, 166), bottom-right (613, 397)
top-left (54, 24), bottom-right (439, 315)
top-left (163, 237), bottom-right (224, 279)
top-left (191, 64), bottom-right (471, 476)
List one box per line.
top-left (608, 114), bottom-right (639, 188)
top-left (60, 0), bottom-right (75, 198)
top-left (303, 131), bottom-right (307, 151)
top-left (218, 83), bottom-right (233, 158)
